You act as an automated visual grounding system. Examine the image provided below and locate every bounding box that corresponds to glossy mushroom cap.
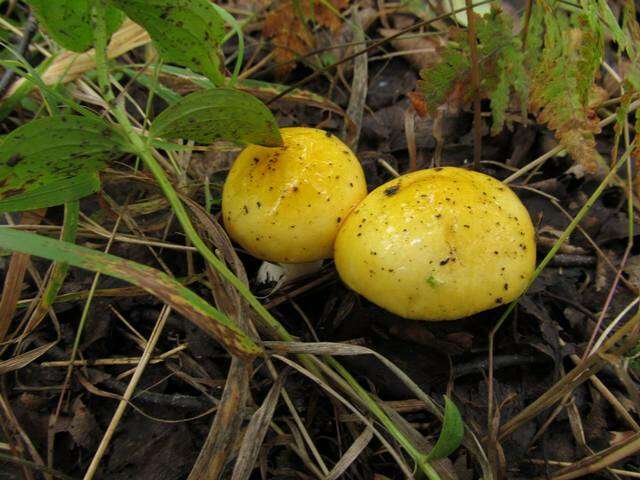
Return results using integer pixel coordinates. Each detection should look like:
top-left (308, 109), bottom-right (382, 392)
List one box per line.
top-left (222, 127), bottom-right (367, 263)
top-left (334, 167), bottom-right (536, 320)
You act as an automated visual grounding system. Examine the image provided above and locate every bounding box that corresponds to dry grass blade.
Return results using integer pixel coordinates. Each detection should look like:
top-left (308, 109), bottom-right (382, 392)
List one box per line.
top-left (341, 8), bottom-right (368, 150)
top-left (183, 198), bottom-right (263, 478)
top-left (273, 354), bottom-right (416, 479)
top-left (183, 197), bottom-right (250, 321)
top-left (187, 201), bottom-right (331, 476)
top-left (21, 201), bottom-right (78, 338)
top-left (188, 359), bottom-right (252, 479)
top-left (0, 211), bottom-right (45, 343)
top-left (83, 306), bottom-right (171, 480)
top-left (325, 426), bottom-right (373, 480)
top-left (0, 342), bottom-right (54, 374)
top-left (548, 433), bottom-right (640, 480)
top-left (498, 311), bottom-right (640, 440)
top-left (265, 340), bottom-right (491, 474)
top-left (231, 375), bottom-right (285, 480)
top-left (0, 393), bottom-right (48, 480)
top-left (0, 249), bottom-right (30, 342)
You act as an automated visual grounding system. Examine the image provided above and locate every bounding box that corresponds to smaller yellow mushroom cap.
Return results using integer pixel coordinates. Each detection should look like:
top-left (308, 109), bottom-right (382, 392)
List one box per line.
top-left (334, 167), bottom-right (536, 320)
top-left (222, 127), bottom-right (367, 263)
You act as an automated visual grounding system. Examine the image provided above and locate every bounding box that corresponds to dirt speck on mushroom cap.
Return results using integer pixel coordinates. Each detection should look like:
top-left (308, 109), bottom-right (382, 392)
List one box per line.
top-left (334, 167), bottom-right (536, 320)
top-left (222, 127), bottom-right (367, 263)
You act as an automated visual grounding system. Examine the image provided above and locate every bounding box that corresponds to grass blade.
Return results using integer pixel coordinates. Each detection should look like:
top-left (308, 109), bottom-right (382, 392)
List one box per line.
top-left (0, 227), bottom-right (262, 359)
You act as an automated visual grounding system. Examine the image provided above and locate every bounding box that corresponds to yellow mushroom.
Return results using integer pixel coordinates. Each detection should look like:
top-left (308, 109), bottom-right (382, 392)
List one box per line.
top-left (334, 167), bottom-right (536, 320)
top-left (222, 127), bottom-right (367, 265)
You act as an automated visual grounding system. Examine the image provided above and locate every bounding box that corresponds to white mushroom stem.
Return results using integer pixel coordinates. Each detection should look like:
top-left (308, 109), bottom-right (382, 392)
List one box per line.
top-left (256, 260), bottom-right (324, 288)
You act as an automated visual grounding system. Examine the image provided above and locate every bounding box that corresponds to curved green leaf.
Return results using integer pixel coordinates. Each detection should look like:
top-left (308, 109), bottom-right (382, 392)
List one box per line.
top-left (150, 88), bottom-right (282, 147)
top-left (108, 0), bottom-right (226, 85)
top-left (0, 115), bottom-right (125, 213)
top-left (426, 396), bottom-right (464, 461)
top-left (26, 0), bottom-right (124, 52)
top-left (0, 227), bottom-right (262, 359)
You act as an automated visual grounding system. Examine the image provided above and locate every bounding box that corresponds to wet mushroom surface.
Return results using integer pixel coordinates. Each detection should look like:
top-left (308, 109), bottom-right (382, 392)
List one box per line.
top-left (222, 127), bottom-right (367, 263)
top-left (335, 167), bottom-right (536, 320)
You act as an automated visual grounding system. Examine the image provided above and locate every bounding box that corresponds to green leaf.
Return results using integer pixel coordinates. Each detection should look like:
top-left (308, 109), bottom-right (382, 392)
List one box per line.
top-left (0, 227), bottom-right (262, 359)
top-left (0, 115), bottom-right (126, 213)
top-left (26, 0), bottom-right (124, 52)
top-left (150, 88), bottom-right (282, 147)
top-left (108, 0), bottom-right (226, 85)
top-left (426, 396), bottom-right (464, 461)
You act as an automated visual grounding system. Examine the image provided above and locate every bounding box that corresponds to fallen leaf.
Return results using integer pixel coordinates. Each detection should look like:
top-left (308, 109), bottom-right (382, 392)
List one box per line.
top-left (262, 0), bottom-right (349, 76)
top-left (68, 398), bottom-right (101, 451)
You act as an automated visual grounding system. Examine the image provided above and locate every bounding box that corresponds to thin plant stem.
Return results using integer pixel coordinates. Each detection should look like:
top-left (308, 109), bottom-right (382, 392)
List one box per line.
top-left (465, 0), bottom-right (482, 169)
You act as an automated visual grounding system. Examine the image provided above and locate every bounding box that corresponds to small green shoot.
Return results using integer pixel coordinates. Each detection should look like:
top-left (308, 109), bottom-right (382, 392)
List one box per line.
top-left (426, 396), bottom-right (465, 461)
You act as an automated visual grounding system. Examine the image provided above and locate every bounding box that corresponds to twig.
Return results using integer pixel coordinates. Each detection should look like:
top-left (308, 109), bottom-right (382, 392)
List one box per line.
top-left (32, 335), bottom-right (211, 411)
top-left (582, 244), bottom-right (633, 359)
top-left (528, 459), bottom-right (640, 479)
top-left (465, 0), bottom-right (482, 169)
top-left (39, 343), bottom-right (188, 367)
top-left (548, 254), bottom-right (596, 267)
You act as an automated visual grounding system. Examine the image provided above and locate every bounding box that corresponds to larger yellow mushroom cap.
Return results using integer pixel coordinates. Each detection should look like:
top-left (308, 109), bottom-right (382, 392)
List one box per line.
top-left (222, 127), bottom-right (367, 263)
top-left (334, 167), bottom-right (536, 320)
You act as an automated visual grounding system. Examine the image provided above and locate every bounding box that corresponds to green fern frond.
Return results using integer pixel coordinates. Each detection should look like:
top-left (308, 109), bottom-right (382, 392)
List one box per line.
top-left (418, 7), bottom-right (527, 134)
top-left (529, 6), bottom-right (603, 172)
top-left (417, 42), bottom-right (470, 113)
top-left (476, 9), bottom-right (527, 134)
top-left (525, 4), bottom-right (545, 70)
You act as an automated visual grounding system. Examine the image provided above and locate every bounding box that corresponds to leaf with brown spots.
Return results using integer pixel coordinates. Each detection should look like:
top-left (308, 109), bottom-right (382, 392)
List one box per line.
top-left (262, 0), bottom-right (349, 76)
top-left (26, 0), bottom-right (124, 52)
top-left (0, 115), bottom-right (126, 213)
top-left (108, 0), bottom-right (226, 85)
top-left (151, 88), bottom-right (282, 147)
